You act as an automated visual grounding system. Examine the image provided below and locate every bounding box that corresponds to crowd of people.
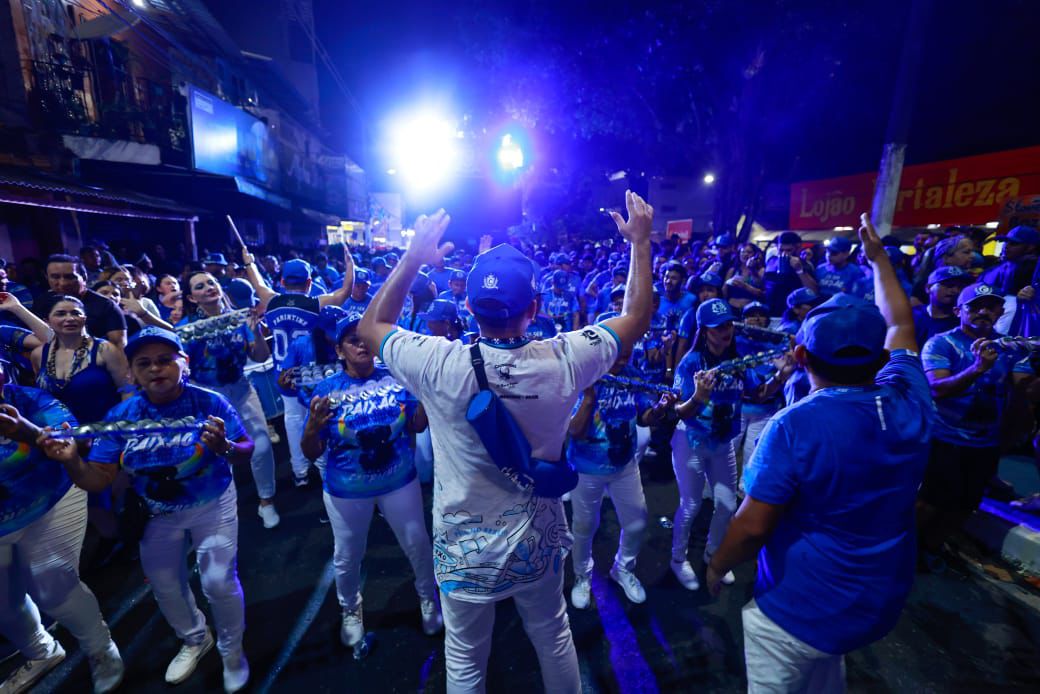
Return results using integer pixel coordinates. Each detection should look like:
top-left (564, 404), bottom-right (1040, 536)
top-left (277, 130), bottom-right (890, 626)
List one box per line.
top-left (0, 192), bottom-right (1037, 693)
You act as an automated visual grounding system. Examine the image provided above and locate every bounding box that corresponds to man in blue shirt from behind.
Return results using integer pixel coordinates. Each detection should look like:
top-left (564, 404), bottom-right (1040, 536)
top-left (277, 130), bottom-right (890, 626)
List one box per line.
top-left (705, 215), bottom-right (933, 692)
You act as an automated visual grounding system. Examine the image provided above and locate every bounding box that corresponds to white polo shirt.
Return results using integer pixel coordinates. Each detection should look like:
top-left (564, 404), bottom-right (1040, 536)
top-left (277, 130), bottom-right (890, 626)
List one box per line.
top-left (380, 324), bottom-right (620, 603)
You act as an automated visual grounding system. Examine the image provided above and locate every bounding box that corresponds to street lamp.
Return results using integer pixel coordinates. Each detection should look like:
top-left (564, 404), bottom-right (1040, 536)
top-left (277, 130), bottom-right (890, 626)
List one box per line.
top-left (703, 173), bottom-right (716, 185)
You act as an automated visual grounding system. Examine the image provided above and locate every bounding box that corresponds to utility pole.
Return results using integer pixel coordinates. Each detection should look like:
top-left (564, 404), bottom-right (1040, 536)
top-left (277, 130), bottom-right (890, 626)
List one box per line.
top-left (870, 0), bottom-right (932, 235)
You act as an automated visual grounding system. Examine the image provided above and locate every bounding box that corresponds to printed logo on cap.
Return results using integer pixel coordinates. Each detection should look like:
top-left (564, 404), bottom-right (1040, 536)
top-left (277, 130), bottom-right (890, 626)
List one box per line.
top-left (711, 301), bottom-right (728, 315)
top-left (976, 285), bottom-right (992, 295)
top-left (482, 274), bottom-right (499, 290)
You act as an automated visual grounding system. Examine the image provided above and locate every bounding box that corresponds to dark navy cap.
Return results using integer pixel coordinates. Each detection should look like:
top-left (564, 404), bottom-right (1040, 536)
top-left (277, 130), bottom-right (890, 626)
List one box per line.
top-left (202, 252), bottom-right (228, 267)
top-left (957, 282), bottom-right (1003, 308)
top-left (927, 266), bottom-right (972, 286)
top-left (612, 265), bottom-right (628, 278)
top-left (126, 326), bottom-right (184, 359)
top-left (797, 294), bottom-right (886, 366)
top-left (419, 299), bottom-right (460, 322)
top-left (466, 244), bottom-right (537, 320)
top-left (695, 272), bottom-right (723, 289)
top-left (825, 237), bottom-right (853, 253)
top-left (226, 278), bottom-right (258, 308)
top-left (317, 305), bottom-right (347, 333)
top-left (696, 298), bottom-right (736, 328)
top-left (335, 312), bottom-right (364, 342)
top-left (371, 257), bottom-right (387, 268)
top-left (742, 301), bottom-right (770, 317)
top-left (449, 269), bottom-right (466, 281)
top-left (609, 285), bottom-right (626, 299)
top-left (1001, 225), bottom-right (1040, 245)
top-left (353, 268), bottom-right (371, 284)
top-left (787, 287), bottom-right (821, 309)
top-left (282, 259), bottom-right (312, 283)
top-left (410, 272), bottom-right (432, 294)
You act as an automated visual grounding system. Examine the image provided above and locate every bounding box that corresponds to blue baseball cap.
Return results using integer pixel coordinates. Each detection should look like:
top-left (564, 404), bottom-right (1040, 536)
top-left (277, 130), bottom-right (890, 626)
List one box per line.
top-left (353, 268), bottom-right (371, 284)
top-left (797, 294), bottom-right (886, 366)
top-left (202, 252), bottom-right (228, 267)
top-left (696, 298), bottom-right (736, 328)
top-left (1001, 225), bottom-right (1040, 245)
top-left (787, 287), bottom-right (821, 309)
top-left (927, 265), bottom-right (972, 286)
top-left (713, 233), bottom-right (734, 247)
top-left (612, 265), bottom-right (627, 278)
top-left (410, 272), bottom-right (433, 295)
top-left (742, 301), bottom-right (770, 317)
top-left (317, 305), bottom-right (347, 333)
top-left (126, 326), bottom-right (184, 360)
top-left (371, 257), bottom-right (387, 268)
top-left (551, 270), bottom-right (570, 288)
top-left (449, 269), bottom-right (466, 281)
top-left (419, 299), bottom-right (459, 322)
top-left (466, 244), bottom-right (537, 320)
top-left (694, 272), bottom-right (723, 289)
top-left (282, 258), bottom-right (312, 283)
top-left (609, 285), bottom-right (627, 300)
top-left (824, 237), bottom-right (853, 253)
top-left (957, 282), bottom-right (1003, 308)
top-left (225, 278), bottom-right (258, 308)
top-left (335, 313), bottom-right (364, 342)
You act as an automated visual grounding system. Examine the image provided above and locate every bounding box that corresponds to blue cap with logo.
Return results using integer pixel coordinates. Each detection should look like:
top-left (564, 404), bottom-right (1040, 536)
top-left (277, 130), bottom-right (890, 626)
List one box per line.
top-left (317, 305), bottom-right (347, 333)
top-left (612, 264), bottom-right (627, 278)
top-left (353, 268), bottom-right (371, 284)
top-left (796, 294), bottom-right (886, 366)
top-left (742, 301), bottom-right (770, 317)
top-left (1001, 225), bottom-right (1040, 245)
top-left (202, 252), bottom-right (228, 267)
top-left (126, 326), bottom-right (184, 360)
top-left (282, 258), bottom-right (312, 283)
top-left (927, 265), bottom-right (972, 286)
top-left (787, 287), bottom-right (821, 309)
top-left (466, 244), bottom-right (537, 319)
top-left (695, 272), bottom-right (723, 289)
top-left (696, 298), bottom-right (736, 328)
top-left (957, 282), bottom-right (1003, 308)
top-left (335, 312), bottom-right (365, 342)
top-left (419, 298), bottom-right (460, 322)
top-left (450, 269), bottom-right (466, 281)
top-left (824, 237), bottom-right (853, 253)
top-left (226, 278), bottom-right (258, 308)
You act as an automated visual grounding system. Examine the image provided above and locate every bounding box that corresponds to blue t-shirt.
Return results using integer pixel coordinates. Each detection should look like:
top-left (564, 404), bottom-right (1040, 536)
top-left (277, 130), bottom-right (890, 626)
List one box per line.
top-left (541, 290), bottom-right (581, 331)
top-left (673, 348), bottom-right (748, 444)
top-left (427, 267), bottom-right (461, 294)
top-left (676, 306), bottom-right (699, 341)
top-left (815, 262), bottom-right (864, 298)
top-left (911, 305), bottom-right (958, 351)
top-left (343, 295), bottom-right (371, 315)
top-left (657, 292), bottom-right (696, 331)
top-left (525, 314), bottom-right (558, 340)
top-left (744, 352), bottom-right (933, 655)
top-left (89, 385), bottom-right (245, 514)
top-left (567, 369), bottom-right (652, 475)
top-left (266, 292), bottom-right (320, 372)
top-left (0, 385), bottom-right (76, 536)
top-left (306, 366), bottom-right (418, 499)
top-left (922, 328), bottom-right (1033, 447)
top-left (180, 316), bottom-right (255, 387)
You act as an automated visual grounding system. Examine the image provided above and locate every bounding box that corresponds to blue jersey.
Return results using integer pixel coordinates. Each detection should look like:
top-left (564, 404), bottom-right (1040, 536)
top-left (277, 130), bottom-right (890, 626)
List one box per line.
top-left (89, 385), bottom-right (245, 514)
top-left (307, 366), bottom-right (418, 499)
top-left (0, 324), bottom-right (34, 376)
top-left (343, 295), bottom-right (371, 315)
top-left (180, 314), bottom-right (254, 387)
top-left (541, 290), bottom-right (580, 331)
top-left (266, 292), bottom-right (320, 371)
top-left (922, 328), bottom-right (1033, 447)
top-left (744, 352), bottom-right (933, 654)
top-left (568, 369), bottom-right (652, 475)
top-left (815, 263), bottom-right (864, 298)
top-left (525, 314), bottom-right (558, 340)
top-left (0, 385), bottom-right (76, 536)
top-left (656, 292), bottom-right (696, 331)
top-left (674, 347), bottom-right (748, 444)
top-left (676, 306), bottom-right (698, 340)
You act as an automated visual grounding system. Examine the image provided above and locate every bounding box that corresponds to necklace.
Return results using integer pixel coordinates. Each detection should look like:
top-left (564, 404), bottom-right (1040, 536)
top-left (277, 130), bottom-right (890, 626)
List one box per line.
top-left (43, 336), bottom-right (90, 391)
top-left (480, 335), bottom-right (530, 348)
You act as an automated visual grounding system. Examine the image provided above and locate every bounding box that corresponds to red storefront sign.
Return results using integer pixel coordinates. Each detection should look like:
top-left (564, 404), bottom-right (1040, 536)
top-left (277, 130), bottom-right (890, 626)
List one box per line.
top-left (789, 146), bottom-right (1040, 230)
top-left (665, 218), bottom-right (694, 241)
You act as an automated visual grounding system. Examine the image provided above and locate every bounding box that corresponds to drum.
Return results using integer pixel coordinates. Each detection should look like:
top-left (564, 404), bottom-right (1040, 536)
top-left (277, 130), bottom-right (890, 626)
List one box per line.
top-left (245, 358), bottom-right (283, 420)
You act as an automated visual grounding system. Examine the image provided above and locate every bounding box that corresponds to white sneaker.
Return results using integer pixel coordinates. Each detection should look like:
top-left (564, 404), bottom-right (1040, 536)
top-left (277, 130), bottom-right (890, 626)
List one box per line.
top-left (670, 559), bottom-right (700, 591)
top-left (222, 651), bottom-right (249, 693)
top-left (570, 575), bottom-right (591, 609)
top-left (89, 640), bottom-right (124, 693)
top-left (258, 503), bottom-right (280, 529)
top-left (0, 641), bottom-right (66, 694)
top-left (340, 607), bottom-right (364, 647)
top-left (609, 564), bottom-right (646, 604)
top-left (293, 474), bottom-right (309, 488)
top-left (420, 598), bottom-right (443, 635)
top-left (267, 424), bottom-right (281, 445)
top-left (561, 492), bottom-right (571, 503)
top-left (703, 552), bottom-right (735, 585)
top-left (164, 628), bottom-right (214, 684)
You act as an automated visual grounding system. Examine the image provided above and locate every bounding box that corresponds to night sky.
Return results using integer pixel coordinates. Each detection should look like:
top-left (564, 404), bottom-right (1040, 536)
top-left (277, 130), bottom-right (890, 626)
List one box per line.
top-left (313, 0), bottom-right (1040, 184)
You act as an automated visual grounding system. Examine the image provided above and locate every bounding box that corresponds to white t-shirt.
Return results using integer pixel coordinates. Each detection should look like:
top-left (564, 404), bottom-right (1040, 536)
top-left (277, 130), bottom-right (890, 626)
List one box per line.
top-left (380, 325), bottom-right (620, 603)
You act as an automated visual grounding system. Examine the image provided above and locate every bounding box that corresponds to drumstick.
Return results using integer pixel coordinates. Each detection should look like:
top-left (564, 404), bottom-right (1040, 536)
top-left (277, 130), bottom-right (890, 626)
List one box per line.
top-left (226, 215), bottom-right (245, 248)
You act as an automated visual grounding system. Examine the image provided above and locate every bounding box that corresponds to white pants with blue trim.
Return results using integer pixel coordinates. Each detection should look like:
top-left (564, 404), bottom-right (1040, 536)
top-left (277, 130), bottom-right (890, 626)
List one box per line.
top-left (670, 424), bottom-right (738, 560)
top-left (569, 462), bottom-right (648, 576)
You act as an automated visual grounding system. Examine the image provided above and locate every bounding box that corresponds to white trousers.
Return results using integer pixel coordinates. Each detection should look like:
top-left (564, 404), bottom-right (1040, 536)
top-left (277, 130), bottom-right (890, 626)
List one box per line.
top-left (670, 426), bottom-right (738, 561)
top-left (322, 478), bottom-right (437, 612)
top-left (213, 378), bottom-right (276, 499)
top-left (283, 394), bottom-right (311, 479)
top-left (743, 600), bottom-right (846, 693)
top-left (139, 484), bottom-right (244, 658)
top-left (570, 463), bottom-right (648, 576)
top-left (441, 569), bottom-right (580, 694)
top-left (0, 486), bottom-right (112, 660)
top-left (739, 409), bottom-right (773, 494)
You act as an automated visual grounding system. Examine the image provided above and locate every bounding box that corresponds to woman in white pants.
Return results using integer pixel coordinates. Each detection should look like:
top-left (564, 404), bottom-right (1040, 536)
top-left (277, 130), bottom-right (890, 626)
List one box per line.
top-left (670, 299), bottom-right (785, 591)
top-left (567, 349), bottom-right (676, 608)
top-left (301, 314), bottom-right (442, 647)
top-left (0, 361), bottom-right (123, 694)
top-left (182, 272), bottom-right (279, 529)
top-left (40, 327), bottom-right (256, 693)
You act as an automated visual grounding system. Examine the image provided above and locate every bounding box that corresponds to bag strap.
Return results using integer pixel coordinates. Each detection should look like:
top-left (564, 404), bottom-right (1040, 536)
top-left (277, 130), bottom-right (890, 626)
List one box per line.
top-left (469, 340), bottom-right (490, 391)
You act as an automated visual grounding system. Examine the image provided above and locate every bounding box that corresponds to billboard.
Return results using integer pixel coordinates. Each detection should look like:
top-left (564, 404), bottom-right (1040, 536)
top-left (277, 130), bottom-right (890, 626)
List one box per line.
top-left (789, 146), bottom-right (1040, 230)
top-left (189, 86), bottom-right (279, 188)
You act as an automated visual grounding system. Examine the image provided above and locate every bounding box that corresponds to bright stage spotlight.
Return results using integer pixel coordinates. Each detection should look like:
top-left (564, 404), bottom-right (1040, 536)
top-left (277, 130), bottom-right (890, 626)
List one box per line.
top-left (388, 111), bottom-right (460, 195)
top-left (496, 134), bottom-right (524, 172)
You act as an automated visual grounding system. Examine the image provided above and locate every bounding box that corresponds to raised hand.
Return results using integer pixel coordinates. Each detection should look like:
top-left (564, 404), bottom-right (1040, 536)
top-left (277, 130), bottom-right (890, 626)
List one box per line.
top-left (307, 395), bottom-right (334, 431)
top-left (478, 234), bottom-right (493, 254)
top-left (200, 415), bottom-right (230, 456)
top-left (407, 210), bottom-right (454, 266)
top-left (858, 213), bottom-right (885, 263)
top-left (0, 292), bottom-right (23, 312)
top-left (609, 190), bottom-right (654, 245)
